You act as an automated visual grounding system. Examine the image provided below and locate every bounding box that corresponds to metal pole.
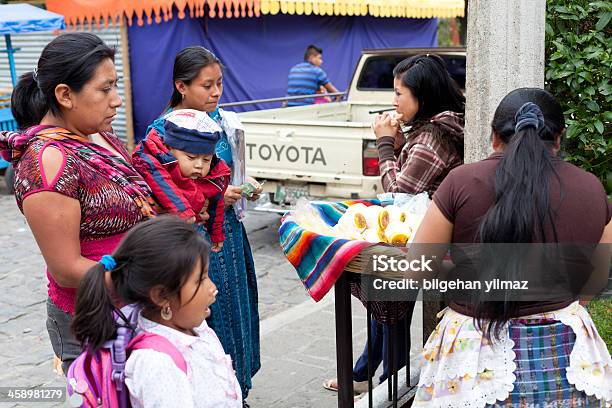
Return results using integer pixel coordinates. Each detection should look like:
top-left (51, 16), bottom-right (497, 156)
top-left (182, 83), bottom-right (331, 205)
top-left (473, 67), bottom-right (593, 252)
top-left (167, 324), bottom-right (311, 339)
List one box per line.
top-left (335, 272), bottom-right (354, 407)
top-left (219, 91), bottom-right (346, 108)
top-left (387, 324), bottom-right (392, 401)
top-left (367, 301), bottom-right (373, 408)
top-left (119, 18), bottom-right (136, 150)
top-left (391, 324), bottom-right (398, 408)
top-left (405, 315), bottom-right (410, 387)
top-left (5, 35), bottom-right (18, 87)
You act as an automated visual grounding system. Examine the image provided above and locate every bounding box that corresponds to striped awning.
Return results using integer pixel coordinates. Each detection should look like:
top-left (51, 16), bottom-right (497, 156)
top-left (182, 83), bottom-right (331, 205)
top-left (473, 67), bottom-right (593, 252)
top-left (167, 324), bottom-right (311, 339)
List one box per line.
top-left (46, 0), bottom-right (464, 28)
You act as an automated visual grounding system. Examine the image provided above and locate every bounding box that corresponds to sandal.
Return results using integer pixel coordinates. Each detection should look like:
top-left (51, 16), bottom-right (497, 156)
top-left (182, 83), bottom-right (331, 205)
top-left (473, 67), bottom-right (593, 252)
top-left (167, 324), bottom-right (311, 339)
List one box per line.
top-left (323, 378), bottom-right (370, 394)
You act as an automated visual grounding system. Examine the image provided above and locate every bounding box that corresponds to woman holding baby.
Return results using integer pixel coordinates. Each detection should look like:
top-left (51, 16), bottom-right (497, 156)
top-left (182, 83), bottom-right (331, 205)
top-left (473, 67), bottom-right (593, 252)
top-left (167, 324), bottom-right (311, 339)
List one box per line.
top-left (138, 46), bottom-right (261, 406)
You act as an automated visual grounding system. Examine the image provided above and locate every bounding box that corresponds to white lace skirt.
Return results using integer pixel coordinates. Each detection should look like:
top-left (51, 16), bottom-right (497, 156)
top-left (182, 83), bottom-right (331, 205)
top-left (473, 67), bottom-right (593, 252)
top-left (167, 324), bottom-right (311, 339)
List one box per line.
top-left (413, 302), bottom-right (611, 407)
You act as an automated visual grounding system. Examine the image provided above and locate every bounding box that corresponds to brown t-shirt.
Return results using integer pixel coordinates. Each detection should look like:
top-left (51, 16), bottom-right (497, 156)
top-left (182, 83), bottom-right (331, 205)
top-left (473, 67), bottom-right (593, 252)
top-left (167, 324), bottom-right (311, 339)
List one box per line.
top-left (432, 153), bottom-right (612, 316)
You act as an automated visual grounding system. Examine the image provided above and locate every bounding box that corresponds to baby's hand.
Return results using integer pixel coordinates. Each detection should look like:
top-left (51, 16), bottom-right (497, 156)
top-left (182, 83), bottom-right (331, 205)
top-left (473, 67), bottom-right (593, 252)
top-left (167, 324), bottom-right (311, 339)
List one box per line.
top-left (211, 242), bottom-right (224, 252)
top-left (199, 199), bottom-right (210, 222)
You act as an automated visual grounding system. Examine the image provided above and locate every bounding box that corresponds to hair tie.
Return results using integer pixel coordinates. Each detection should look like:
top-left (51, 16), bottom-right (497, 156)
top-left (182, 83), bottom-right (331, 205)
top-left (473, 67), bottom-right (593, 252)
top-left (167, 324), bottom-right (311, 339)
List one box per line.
top-left (514, 102), bottom-right (544, 134)
top-left (99, 255), bottom-right (117, 271)
top-left (32, 67), bottom-right (39, 83)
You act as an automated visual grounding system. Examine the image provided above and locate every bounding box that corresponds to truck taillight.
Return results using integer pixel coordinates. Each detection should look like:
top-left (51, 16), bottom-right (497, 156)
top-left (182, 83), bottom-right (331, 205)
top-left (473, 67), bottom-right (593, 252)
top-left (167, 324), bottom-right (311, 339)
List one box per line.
top-left (362, 141), bottom-right (380, 176)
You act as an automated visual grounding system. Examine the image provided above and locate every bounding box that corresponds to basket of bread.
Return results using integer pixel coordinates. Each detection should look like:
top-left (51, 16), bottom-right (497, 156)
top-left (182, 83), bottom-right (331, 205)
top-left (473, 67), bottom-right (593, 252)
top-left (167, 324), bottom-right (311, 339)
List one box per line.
top-left (286, 193), bottom-right (430, 274)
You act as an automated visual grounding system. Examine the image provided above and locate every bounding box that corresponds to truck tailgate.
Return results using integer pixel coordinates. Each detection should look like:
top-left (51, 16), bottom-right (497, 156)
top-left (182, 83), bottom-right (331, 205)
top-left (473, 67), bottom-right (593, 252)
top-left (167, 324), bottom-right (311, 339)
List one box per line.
top-left (243, 119), bottom-right (373, 185)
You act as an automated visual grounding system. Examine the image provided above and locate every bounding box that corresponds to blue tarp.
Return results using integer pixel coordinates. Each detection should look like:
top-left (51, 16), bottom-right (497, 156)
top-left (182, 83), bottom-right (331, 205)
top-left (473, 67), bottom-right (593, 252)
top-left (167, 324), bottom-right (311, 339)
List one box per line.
top-left (128, 14), bottom-right (437, 141)
top-left (0, 4), bottom-right (65, 35)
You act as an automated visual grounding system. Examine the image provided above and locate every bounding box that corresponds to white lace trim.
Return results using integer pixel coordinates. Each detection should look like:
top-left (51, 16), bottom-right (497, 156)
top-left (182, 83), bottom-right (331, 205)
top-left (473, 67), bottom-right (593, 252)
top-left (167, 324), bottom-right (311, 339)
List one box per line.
top-left (413, 302), bottom-right (612, 408)
top-left (551, 303), bottom-right (612, 403)
top-left (413, 308), bottom-right (516, 407)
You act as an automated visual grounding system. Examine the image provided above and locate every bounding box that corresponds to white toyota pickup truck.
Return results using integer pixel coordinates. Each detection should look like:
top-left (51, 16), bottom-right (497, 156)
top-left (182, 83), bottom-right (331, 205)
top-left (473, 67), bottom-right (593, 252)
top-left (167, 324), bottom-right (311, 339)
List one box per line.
top-left (239, 47), bottom-right (466, 210)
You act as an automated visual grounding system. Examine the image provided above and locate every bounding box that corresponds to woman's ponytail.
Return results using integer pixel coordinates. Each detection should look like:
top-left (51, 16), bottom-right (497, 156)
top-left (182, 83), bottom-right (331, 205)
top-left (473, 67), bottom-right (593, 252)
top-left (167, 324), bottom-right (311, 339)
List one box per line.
top-left (478, 102), bottom-right (558, 243)
top-left (71, 263), bottom-right (117, 351)
top-left (473, 89), bottom-right (566, 341)
top-left (11, 72), bottom-right (47, 129)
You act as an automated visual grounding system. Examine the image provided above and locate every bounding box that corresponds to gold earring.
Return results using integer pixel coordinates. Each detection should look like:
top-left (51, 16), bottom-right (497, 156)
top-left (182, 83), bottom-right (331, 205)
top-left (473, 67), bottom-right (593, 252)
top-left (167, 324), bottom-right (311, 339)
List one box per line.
top-left (181, 93), bottom-right (185, 100)
top-left (161, 305), bottom-right (173, 321)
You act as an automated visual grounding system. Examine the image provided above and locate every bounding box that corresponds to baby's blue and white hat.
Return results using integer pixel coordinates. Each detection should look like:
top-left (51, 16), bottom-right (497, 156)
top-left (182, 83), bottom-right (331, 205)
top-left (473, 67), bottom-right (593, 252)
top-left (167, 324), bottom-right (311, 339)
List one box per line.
top-left (163, 109), bottom-right (223, 155)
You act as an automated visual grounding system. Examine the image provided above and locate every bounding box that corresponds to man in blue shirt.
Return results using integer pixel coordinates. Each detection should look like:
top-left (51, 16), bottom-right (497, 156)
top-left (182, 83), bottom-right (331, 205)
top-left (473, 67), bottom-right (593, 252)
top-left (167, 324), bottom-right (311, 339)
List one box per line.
top-left (286, 45), bottom-right (340, 106)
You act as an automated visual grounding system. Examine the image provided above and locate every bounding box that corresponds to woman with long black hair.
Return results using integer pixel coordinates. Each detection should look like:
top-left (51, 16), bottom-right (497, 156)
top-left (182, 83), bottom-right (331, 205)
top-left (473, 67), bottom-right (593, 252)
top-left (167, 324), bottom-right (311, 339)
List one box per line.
top-left (411, 88), bottom-right (611, 407)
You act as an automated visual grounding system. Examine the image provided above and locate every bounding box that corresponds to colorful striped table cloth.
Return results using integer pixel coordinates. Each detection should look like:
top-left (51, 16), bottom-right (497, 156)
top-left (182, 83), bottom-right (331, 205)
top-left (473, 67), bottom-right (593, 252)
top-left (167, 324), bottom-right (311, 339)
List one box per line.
top-left (278, 199), bottom-right (380, 301)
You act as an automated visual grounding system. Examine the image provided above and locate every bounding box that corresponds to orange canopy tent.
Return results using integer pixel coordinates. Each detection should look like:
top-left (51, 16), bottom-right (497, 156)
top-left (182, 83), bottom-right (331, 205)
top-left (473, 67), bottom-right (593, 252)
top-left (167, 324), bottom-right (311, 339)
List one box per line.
top-left (47, 0), bottom-right (464, 28)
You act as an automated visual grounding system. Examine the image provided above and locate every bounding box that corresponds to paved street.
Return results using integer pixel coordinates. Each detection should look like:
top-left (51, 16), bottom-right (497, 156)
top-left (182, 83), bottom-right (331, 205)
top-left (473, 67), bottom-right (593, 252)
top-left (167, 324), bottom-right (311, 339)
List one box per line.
top-left (0, 176), bottom-right (423, 408)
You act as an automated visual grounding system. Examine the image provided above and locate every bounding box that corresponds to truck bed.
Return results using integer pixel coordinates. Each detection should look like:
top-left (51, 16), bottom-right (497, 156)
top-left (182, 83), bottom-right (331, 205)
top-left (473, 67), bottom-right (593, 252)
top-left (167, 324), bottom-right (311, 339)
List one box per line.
top-left (239, 101), bottom-right (386, 201)
top-left (240, 101), bottom-right (391, 126)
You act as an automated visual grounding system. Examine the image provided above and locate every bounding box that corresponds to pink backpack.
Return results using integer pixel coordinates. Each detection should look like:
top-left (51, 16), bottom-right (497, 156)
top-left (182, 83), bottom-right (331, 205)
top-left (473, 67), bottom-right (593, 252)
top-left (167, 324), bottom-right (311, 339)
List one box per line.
top-left (66, 305), bottom-right (187, 408)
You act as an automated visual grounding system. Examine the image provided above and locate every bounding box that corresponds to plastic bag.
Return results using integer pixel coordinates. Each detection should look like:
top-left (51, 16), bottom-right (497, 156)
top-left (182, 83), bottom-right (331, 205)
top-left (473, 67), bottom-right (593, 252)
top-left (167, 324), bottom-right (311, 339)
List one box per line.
top-left (375, 192), bottom-right (430, 213)
top-left (291, 197), bottom-right (334, 236)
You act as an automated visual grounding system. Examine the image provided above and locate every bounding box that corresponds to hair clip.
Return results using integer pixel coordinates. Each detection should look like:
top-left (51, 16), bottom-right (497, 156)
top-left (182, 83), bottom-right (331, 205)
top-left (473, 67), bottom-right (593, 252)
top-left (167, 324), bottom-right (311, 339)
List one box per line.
top-left (99, 255), bottom-right (117, 271)
top-left (514, 102), bottom-right (544, 133)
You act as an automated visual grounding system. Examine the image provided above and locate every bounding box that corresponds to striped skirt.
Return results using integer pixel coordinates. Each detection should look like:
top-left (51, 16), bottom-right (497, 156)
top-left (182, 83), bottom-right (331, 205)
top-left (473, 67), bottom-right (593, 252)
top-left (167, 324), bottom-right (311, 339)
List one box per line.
top-left (488, 320), bottom-right (603, 407)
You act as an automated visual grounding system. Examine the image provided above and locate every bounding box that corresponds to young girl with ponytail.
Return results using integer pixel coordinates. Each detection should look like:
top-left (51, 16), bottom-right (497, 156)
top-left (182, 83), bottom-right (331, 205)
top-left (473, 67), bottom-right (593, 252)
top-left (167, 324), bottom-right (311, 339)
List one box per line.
top-left (71, 216), bottom-right (242, 407)
top-left (410, 88), bottom-right (611, 407)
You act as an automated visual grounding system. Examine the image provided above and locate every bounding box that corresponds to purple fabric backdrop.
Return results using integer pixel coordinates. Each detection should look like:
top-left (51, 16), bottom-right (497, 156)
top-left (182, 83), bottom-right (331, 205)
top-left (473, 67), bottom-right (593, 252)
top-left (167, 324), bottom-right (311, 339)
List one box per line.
top-left (128, 14), bottom-right (437, 141)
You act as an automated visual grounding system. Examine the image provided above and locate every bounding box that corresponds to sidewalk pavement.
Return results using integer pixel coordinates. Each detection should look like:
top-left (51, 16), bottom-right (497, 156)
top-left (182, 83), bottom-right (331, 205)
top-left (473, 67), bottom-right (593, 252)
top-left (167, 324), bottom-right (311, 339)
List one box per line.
top-left (249, 294), bottom-right (423, 408)
top-left (250, 292), bottom-right (366, 408)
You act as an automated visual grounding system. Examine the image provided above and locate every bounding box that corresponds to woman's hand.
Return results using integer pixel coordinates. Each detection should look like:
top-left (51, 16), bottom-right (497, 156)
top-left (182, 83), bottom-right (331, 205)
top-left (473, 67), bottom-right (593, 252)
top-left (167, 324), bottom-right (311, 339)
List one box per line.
top-left (373, 112), bottom-right (403, 140)
top-left (393, 127), bottom-right (407, 150)
top-left (224, 185), bottom-right (243, 206)
top-left (245, 176), bottom-right (263, 202)
top-left (211, 241), bottom-right (224, 252)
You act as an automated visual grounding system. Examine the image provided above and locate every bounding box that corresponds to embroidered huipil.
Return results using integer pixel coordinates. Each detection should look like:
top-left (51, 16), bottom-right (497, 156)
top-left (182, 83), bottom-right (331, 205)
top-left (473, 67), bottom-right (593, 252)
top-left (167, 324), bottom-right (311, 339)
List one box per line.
top-left (125, 314), bottom-right (242, 408)
top-left (2, 126), bottom-right (154, 314)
